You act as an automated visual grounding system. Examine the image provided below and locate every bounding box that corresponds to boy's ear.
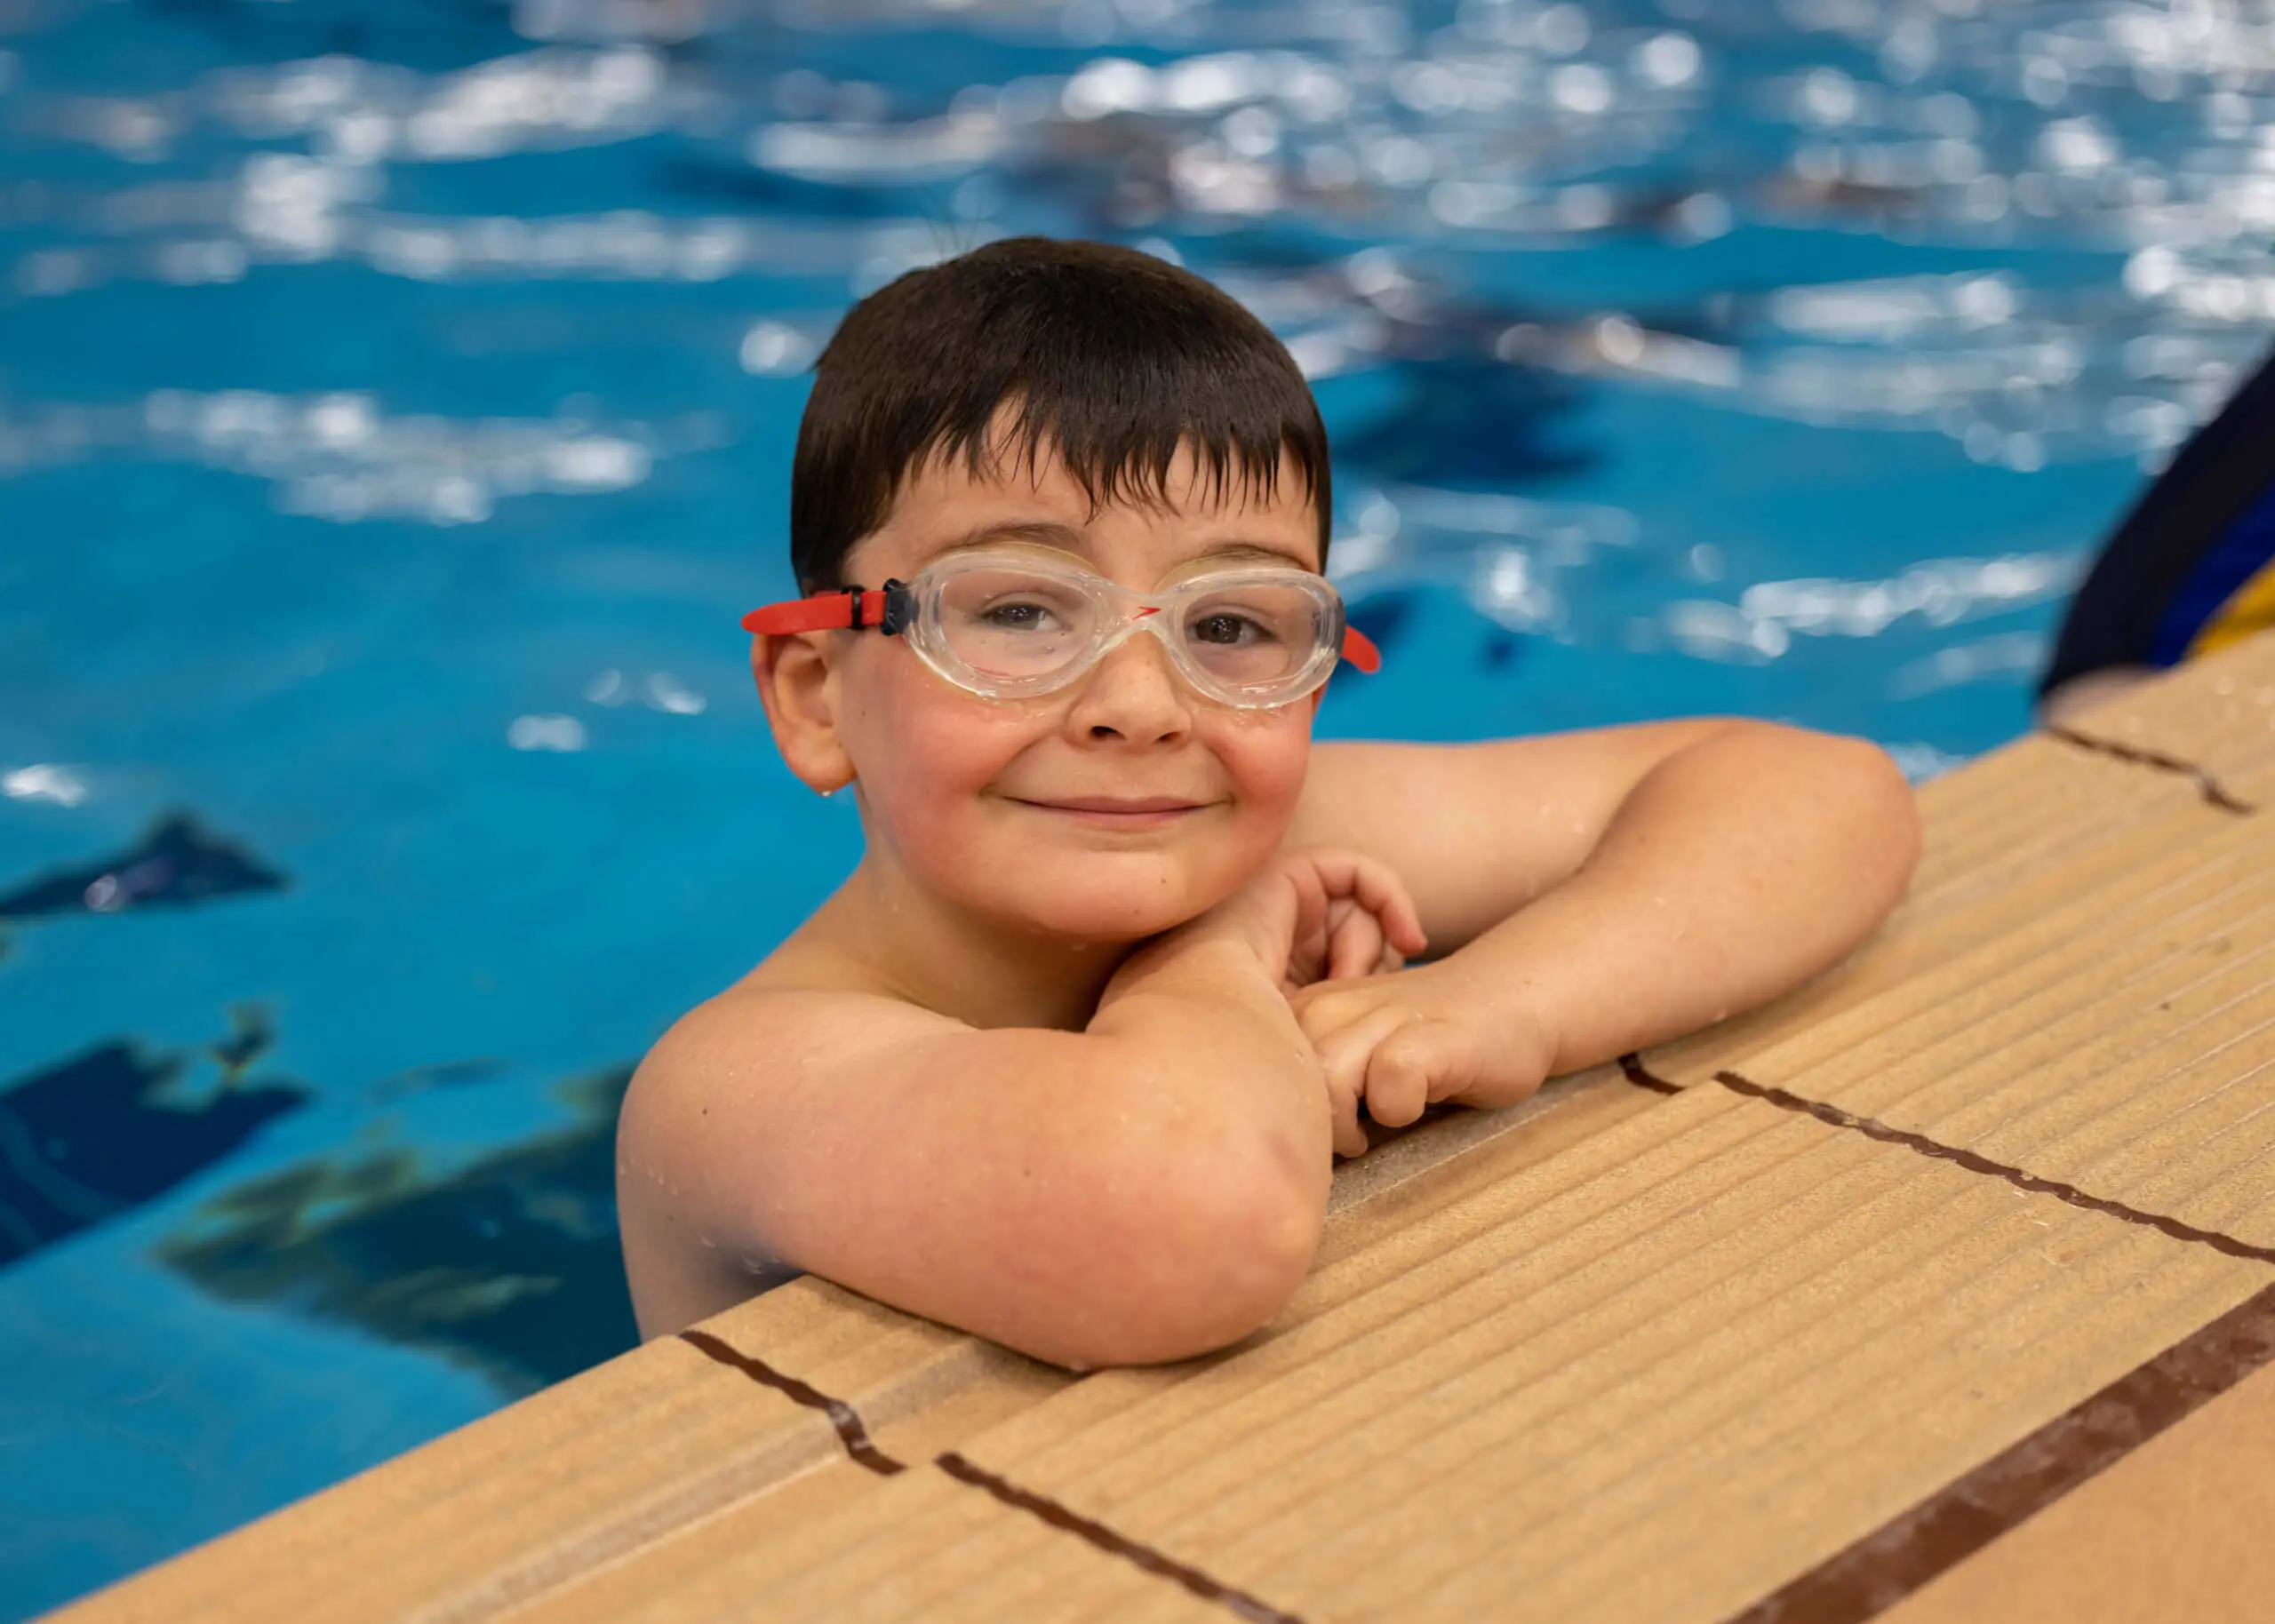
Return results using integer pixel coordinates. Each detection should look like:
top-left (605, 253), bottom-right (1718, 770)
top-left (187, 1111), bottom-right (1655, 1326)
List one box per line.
top-left (751, 633), bottom-right (856, 795)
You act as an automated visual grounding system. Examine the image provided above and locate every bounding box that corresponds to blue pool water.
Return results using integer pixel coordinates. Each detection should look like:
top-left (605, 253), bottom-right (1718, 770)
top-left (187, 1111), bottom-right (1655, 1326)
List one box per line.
top-left (3, 1), bottom-right (2271, 1614)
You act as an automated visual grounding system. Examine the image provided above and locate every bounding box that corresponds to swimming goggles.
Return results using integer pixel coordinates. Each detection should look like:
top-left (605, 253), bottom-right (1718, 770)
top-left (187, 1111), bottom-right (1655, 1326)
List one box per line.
top-left (742, 548), bottom-right (1381, 710)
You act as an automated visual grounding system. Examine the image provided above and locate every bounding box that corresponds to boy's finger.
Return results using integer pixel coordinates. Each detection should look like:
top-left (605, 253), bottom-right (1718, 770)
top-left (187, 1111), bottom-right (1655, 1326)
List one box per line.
top-left (1327, 1075), bottom-right (1369, 1158)
top-left (1327, 909), bottom-right (1386, 981)
top-left (1368, 1021), bottom-right (1477, 1126)
top-left (1312, 1005), bottom-right (1413, 1125)
top-left (1282, 860), bottom-right (1330, 943)
top-left (1361, 1033), bottom-right (1432, 1129)
top-left (1300, 850), bottom-right (1428, 960)
top-left (1353, 862), bottom-right (1429, 959)
top-left (1271, 863), bottom-right (1335, 988)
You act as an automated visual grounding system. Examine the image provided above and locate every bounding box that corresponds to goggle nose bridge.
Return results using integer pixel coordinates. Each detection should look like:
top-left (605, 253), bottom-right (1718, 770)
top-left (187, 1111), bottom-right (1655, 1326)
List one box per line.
top-left (1080, 596), bottom-right (1183, 680)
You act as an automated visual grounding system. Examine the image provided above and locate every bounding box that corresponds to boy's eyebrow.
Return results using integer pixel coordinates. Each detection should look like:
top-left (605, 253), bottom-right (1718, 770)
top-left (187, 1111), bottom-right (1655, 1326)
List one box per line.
top-left (931, 521), bottom-right (1318, 570)
top-left (936, 519), bottom-right (1088, 556)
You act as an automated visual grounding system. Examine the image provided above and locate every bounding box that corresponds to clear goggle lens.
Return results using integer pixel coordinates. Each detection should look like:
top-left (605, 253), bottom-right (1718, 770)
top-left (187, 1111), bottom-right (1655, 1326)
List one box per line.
top-left (933, 564), bottom-right (1334, 698)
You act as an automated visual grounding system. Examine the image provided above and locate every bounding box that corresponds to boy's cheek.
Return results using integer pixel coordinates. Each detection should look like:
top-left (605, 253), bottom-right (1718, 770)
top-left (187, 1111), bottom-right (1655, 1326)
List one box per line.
top-left (846, 695), bottom-right (1022, 856)
top-left (1204, 708), bottom-right (1314, 825)
top-left (1162, 712), bottom-right (1313, 906)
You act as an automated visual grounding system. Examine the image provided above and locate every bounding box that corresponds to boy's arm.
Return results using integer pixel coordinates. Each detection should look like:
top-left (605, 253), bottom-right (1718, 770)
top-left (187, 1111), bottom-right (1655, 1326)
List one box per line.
top-left (619, 859), bottom-right (1396, 1371)
top-left (1286, 722), bottom-right (1918, 1150)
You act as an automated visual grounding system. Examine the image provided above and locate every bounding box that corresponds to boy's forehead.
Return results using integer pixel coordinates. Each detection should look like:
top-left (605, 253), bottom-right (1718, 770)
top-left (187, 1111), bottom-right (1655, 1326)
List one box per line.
top-left (867, 435), bottom-right (1322, 574)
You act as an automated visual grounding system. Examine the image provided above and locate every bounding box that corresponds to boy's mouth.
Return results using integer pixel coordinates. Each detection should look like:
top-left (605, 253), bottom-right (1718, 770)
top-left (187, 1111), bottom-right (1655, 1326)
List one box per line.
top-left (1010, 794), bottom-right (1210, 827)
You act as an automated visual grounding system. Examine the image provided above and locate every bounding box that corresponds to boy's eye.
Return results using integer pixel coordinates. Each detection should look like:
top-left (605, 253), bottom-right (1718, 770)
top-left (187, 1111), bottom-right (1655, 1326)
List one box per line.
top-left (979, 598), bottom-right (1060, 632)
top-left (1188, 610), bottom-right (1276, 646)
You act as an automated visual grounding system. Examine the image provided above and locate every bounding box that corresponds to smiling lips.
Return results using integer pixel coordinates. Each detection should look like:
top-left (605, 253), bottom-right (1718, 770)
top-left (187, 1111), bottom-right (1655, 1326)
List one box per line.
top-left (1015, 794), bottom-right (1210, 826)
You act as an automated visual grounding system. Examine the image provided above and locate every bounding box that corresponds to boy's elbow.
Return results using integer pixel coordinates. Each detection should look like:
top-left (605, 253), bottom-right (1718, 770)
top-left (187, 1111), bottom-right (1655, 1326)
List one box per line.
top-left (1830, 731), bottom-right (1921, 889)
top-left (1154, 1150), bottom-right (1324, 1350)
top-left (1036, 1135), bottom-right (1325, 1370)
top-left (1762, 724), bottom-right (1920, 906)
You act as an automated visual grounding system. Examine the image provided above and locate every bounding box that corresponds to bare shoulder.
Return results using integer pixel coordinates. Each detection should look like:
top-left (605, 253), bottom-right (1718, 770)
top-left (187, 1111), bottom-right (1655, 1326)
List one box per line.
top-left (619, 978), bottom-right (962, 1197)
top-left (635, 978), bottom-right (960, 1110)
top-left (615, 982), bottom-right (961, 1338)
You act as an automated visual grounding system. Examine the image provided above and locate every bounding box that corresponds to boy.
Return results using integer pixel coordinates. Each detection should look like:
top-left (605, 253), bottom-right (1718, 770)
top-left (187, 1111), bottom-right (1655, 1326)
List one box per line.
top-left (618, 238), bottom-right (1918, 1371)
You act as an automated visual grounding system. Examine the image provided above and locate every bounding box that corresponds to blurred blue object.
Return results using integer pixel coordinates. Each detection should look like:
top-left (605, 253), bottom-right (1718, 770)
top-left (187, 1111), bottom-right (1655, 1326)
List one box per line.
top-left (2, 1), bottom-right (2272, 1615)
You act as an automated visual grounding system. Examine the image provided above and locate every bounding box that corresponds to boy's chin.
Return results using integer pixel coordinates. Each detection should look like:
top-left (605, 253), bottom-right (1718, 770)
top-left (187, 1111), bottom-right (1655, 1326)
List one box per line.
top-left (980, 868), bottom-right (1231, 944)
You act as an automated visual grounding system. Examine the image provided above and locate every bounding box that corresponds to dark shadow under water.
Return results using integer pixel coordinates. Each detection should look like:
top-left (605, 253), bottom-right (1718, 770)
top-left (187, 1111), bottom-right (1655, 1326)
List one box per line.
top-left (157, 1065), bottom-right (641, 1396)
top-left (0, 1032), bottom-right (308, 1269)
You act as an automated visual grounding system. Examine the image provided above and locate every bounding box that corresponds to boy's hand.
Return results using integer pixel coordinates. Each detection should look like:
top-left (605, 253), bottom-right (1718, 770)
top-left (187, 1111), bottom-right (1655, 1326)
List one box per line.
top-left (1288, 965), bottom-right (1558, 1158)
top-left (1126, 848), bottom-right (1427, 999)
top-left (1281, 849), bottom-right (1430, 994)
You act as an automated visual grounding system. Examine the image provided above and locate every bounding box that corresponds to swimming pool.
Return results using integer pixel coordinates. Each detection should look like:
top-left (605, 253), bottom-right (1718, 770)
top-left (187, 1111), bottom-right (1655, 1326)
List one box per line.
top-left (2, 1), bottom-right (2269, 1614)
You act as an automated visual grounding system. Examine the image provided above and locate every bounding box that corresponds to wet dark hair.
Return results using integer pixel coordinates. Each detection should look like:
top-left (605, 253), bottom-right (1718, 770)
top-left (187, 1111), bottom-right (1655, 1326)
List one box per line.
top-left (790, 237), bottom-right (1330, 593)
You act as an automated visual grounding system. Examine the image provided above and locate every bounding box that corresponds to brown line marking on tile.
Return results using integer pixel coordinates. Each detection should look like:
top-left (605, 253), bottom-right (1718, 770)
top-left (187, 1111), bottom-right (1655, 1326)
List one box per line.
top-left (936, 1452), bottom-right (1305, 1624)
top-left (1618, 1052), bottom-right (1685, 1095)
top-left (678, 1328), bottom-right (906, 1476)
top-left (1724, 1273), bottom-right (2275, 1624)
top-left (2044, 721), bottom-right (2255, 814)
top-left (1711, 1071), bottom-right (2275, 1267)
top-left (677, 1331), bottom-right (1302, 1620)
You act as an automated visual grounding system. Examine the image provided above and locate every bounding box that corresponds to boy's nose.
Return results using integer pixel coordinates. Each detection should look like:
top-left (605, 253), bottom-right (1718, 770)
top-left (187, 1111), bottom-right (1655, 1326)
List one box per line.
top-left (1066, 626), bottom-right (1193, 745)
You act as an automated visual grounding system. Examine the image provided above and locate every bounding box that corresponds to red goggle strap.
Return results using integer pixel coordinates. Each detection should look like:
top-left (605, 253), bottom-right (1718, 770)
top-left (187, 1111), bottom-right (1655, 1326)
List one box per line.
top-left (740, 591), bottom-right (1384, 674)
top-left (740, 588), bottom-right (890, 635)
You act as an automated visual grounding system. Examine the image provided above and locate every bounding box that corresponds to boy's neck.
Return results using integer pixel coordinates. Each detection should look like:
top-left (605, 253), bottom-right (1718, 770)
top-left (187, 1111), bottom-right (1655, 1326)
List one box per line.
top-left (810, 856), bottom-right (1134, 1032)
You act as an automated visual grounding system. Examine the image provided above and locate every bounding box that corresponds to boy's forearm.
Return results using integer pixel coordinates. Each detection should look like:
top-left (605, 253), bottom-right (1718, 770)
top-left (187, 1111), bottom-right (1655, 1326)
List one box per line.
top-left (1090, 936), bottom-right (1334, 1214)
top-left (1449, 724), bottom-right (1918, 1074)
top-left (1092, 938), bottom-right (1324, 1117)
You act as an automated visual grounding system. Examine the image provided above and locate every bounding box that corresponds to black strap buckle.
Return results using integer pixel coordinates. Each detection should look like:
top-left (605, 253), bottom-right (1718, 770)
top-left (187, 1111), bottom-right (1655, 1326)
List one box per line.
top-left (835, 581), bottom-right (912, 635)
top-left (879, 580), bottom-right (912, 637)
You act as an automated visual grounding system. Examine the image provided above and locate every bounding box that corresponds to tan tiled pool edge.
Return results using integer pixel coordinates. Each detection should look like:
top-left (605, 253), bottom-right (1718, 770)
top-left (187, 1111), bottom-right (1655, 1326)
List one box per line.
top-left (49, 633), bottom-right (2275, 1624)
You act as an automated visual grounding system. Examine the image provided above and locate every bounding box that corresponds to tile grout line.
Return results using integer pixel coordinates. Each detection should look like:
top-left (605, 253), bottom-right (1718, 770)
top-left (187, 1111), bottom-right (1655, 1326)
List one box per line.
top-left (1709, 1068), bottom-right (2275, 1267)
top-left (2042, 721), bottom-right (2255, 813)
top-left (1722, 1273), bottom-right (2275, 1624)
top-left (1618, 1052), bottom-right (1683, 1095)
top-left (1620, 1053), bottom-right (2275, 1267)
top-left (678, 1328), bottom-right (906, 1476)
top-left (937, 1451), bottom-right (1306, 1624)
top-left (680, 1331), bottom-right (1308, 1622)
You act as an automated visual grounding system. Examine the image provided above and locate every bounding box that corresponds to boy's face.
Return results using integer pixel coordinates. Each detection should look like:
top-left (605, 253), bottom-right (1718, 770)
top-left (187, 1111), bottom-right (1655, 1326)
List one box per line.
top-left (821, 436), bottom-right (1324, 943)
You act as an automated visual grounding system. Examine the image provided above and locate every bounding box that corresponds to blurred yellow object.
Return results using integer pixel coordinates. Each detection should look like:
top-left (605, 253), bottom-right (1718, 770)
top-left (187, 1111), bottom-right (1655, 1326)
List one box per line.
top-left (2191, 555), bottom-right (2275, 658)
